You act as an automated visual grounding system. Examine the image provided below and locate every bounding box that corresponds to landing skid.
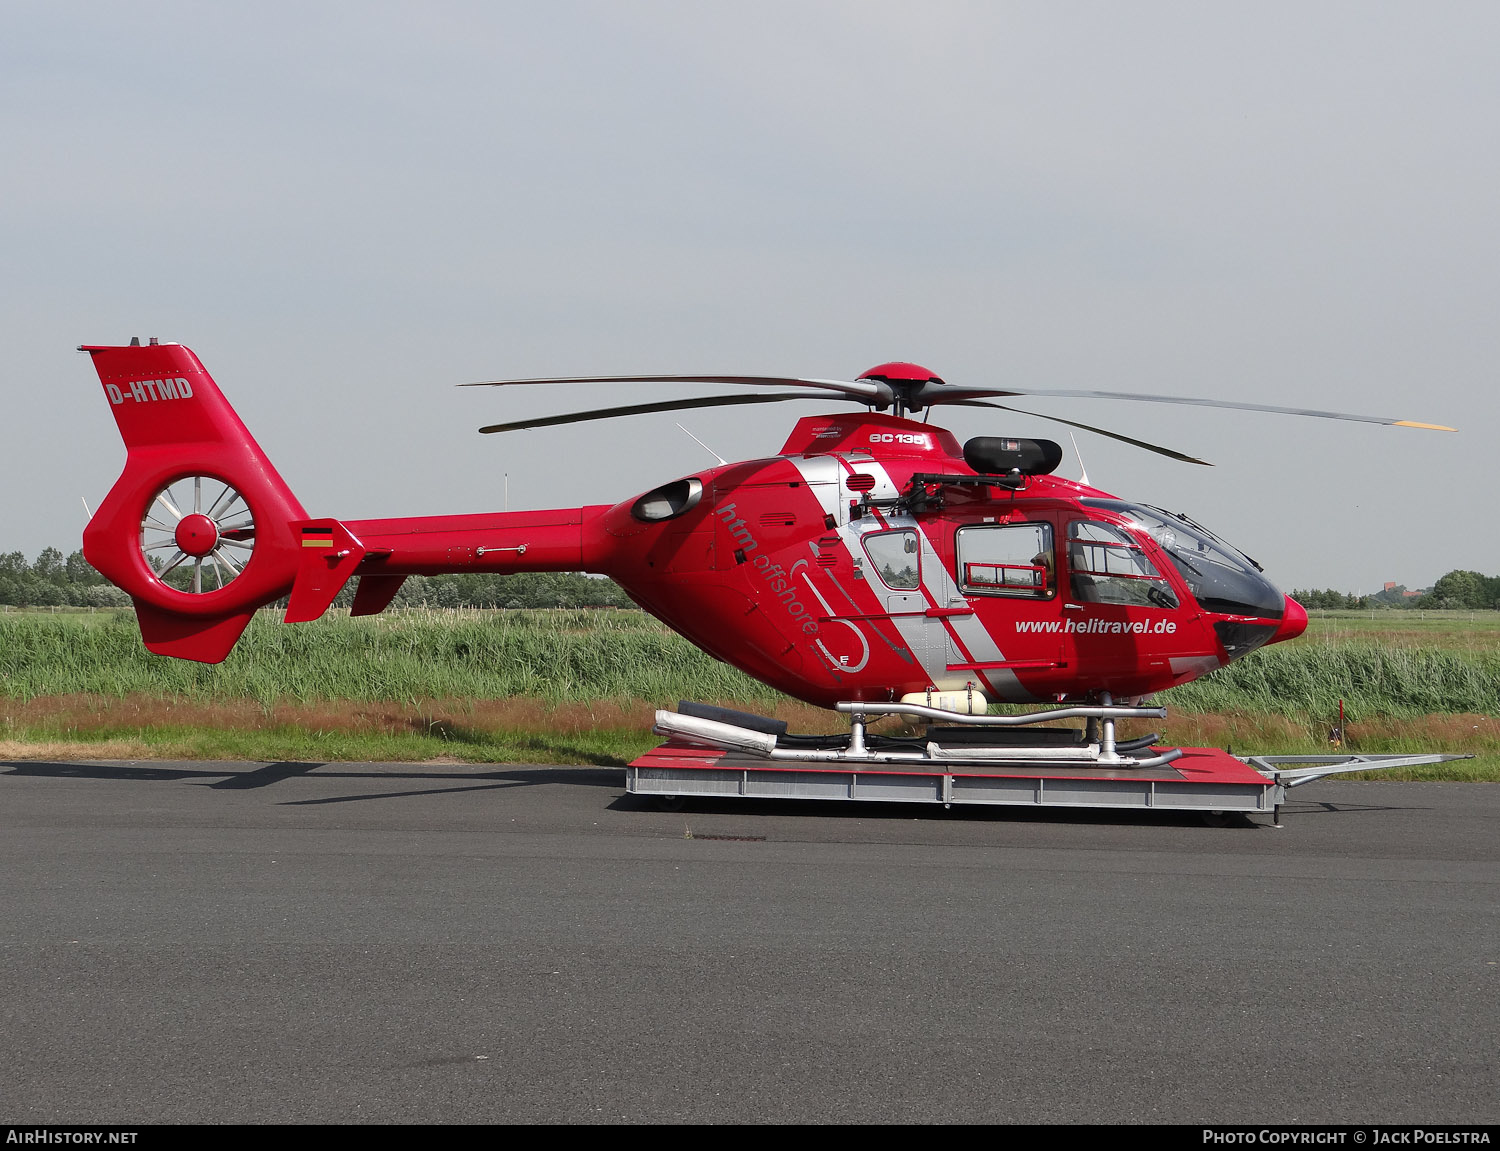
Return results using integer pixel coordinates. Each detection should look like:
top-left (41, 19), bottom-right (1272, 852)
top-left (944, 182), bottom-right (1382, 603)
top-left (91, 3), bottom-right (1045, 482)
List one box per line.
top-left (627, 701), bottom-right (1469, 823)
top-left (655, 696), bottom-right (1180, 770)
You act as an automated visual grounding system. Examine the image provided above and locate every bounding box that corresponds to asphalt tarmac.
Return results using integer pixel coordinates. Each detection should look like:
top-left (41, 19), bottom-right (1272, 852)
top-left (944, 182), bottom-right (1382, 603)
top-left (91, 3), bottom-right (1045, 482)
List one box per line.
top-left (1, 758), bottom-right (1495, 1125)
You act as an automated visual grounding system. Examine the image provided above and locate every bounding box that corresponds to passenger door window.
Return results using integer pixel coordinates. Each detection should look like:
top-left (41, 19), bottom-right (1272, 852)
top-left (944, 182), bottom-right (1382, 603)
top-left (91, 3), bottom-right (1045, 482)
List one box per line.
top-left (862, 530), bottom-right (920, 590)
top-left (956, 523), bottom-right (1054, 598)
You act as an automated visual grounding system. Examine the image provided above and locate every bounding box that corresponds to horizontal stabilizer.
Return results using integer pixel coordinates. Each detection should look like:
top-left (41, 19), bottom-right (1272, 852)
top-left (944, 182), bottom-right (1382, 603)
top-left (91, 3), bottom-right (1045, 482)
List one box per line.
top-left (350, 574), bottom-right (407, 617)
top-left (285, 520), bottom-right (368, 623)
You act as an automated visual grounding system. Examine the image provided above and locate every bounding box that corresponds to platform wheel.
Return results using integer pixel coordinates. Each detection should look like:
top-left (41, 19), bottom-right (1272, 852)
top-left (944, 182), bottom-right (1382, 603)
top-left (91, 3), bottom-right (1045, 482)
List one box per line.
top-left (653, 795), bottom-right (686, 812)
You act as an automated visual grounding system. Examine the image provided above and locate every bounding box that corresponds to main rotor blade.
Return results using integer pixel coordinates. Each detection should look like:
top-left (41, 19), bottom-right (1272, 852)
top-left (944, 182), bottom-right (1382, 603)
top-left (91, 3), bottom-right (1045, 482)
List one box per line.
top-left (479, 392), bottom-right (818, 434)
top-left (463, 373), bottom-right (891, 404)
top-left (931, 384), bottom-right (1454, 430)
top-left (951, 400), bottom-right (1213, 466)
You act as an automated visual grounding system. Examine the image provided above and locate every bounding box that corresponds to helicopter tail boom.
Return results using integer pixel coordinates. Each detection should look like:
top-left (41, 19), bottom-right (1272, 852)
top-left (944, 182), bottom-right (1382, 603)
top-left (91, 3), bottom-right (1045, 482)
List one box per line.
top-left (285, 506), bottom-right (612, 623)
top-left (82, 341), bottom-right (615, 660)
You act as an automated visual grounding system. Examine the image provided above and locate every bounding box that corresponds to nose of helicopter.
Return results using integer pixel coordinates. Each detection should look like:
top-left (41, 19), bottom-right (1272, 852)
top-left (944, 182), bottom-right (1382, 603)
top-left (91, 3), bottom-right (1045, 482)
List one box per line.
top-left (1268, 595), bottom-right (1309, 645)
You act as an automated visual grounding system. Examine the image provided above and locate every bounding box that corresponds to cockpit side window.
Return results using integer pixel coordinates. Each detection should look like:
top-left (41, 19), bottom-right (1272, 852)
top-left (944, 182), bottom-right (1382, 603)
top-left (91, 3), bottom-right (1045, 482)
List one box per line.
top-left (1079, 499), bottom-right (1285, 619)
top-left (1067, 521), bottom-right (1180, 609)
top-left (956, 522), bottom-right (1055, 598)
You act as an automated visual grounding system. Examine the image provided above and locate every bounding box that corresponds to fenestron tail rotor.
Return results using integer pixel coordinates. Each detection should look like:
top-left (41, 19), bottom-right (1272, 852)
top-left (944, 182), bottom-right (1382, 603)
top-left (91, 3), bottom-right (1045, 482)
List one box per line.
top-left (140, 475), bottom-right (257, 595)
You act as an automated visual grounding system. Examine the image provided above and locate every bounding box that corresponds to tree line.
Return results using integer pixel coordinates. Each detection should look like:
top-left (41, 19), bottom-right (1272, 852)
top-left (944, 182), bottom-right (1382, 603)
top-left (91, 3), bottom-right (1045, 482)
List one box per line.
top-left (0, 549), bottom-right (128, 607)
top-left (1413, 570), bottom-right (1500, 611)
top-left (1290, 588), bottom-right (1372, 610)
top-left (0, 548), bottom-right (634, 610)
top-left (4, 546), bottom-right (1497, 613)
top-left (1292, 571), bottom-right (1500, 611)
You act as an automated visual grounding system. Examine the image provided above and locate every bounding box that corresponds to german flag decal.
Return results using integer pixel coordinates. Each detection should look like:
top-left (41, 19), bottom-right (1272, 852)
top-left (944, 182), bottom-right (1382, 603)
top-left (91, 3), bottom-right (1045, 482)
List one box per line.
top-left (301, 525), bottom-right (335, 548)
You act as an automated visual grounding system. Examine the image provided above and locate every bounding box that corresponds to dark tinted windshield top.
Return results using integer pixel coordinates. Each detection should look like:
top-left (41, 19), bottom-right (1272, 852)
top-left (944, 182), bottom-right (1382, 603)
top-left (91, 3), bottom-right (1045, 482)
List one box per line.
top-left (1080, 500), bottom-right (1285, 619)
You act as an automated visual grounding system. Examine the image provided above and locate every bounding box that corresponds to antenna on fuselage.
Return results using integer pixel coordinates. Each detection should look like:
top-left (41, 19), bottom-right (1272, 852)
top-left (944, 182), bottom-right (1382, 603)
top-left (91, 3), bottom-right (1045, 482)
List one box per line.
top-left (676, 423), bottom-right (727, 466)
top-left (1068, 432), bottom-right (1091, 487)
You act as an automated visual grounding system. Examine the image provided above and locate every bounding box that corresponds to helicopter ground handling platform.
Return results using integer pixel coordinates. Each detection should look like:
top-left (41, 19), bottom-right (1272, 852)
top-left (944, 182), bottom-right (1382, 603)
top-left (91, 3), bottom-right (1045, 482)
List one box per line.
top-left (626, 701), bottom-right (1466, 825)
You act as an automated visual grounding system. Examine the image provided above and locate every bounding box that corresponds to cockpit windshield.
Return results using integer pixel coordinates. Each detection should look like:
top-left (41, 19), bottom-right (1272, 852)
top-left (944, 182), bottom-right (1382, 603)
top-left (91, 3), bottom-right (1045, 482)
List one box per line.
top-left (1080, 500), bottom-right (1285, 619)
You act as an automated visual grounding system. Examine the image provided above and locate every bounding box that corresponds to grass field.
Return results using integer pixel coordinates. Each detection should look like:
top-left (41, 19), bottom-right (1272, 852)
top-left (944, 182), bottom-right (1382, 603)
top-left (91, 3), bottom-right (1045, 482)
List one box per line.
top-left (0, 607), bottom-right (1494, 779)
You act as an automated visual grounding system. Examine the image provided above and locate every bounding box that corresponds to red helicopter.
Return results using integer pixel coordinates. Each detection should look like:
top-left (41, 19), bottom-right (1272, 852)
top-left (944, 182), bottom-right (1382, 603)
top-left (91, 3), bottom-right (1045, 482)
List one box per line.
top-left (79, 340), bottom-right (1453, 773)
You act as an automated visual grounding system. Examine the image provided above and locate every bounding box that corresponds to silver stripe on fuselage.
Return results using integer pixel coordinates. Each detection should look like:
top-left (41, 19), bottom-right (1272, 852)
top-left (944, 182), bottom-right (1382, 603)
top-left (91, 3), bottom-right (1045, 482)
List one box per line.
top-left (800, 454), bottom-right (1034, 703)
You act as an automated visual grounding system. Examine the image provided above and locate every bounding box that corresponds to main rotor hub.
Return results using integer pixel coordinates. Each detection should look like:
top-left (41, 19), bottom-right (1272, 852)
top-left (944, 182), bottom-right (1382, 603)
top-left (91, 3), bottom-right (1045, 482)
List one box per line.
top-left (858, 362), bottom-right (945, 415)
top-left (858, 362), bottom-right (944, 386)
top-left (174, 513), bottom-right (220, 557)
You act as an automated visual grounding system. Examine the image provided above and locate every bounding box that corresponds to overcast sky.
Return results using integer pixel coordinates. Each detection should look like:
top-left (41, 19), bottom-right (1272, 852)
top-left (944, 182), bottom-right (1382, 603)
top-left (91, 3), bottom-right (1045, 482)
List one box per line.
top-left (3, 1), bottom-right (1496, 592)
